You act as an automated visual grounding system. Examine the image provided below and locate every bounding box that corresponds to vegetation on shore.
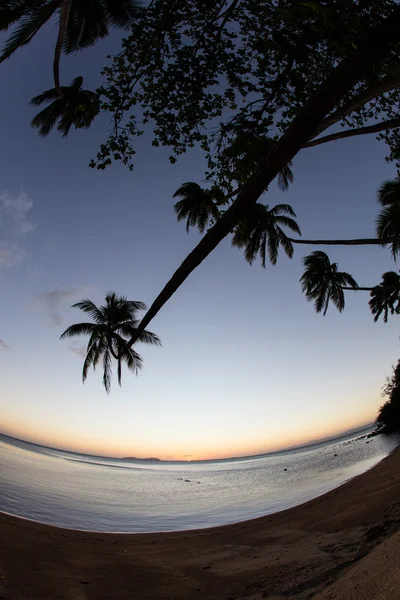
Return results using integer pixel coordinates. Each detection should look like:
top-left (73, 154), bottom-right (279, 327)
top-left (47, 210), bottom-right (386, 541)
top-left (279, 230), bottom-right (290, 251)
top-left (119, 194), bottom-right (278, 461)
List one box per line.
top-left (377, 360), bottom-right (400, 433)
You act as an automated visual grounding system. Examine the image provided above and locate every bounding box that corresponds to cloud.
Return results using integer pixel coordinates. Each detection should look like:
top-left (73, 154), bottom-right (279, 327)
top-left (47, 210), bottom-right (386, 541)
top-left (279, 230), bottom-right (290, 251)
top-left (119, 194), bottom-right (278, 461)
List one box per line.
top-left (0, 191), bottom-right (34, 234)
top-left (0, 191), bottom-right (34, 270)
top-left (38, 285), bottom-right (96, 327)
top-left (0, 241), bottom-right (25, 267)
top-left (0, 339), bottom-right (10, 351)
top-left (69, 343), bottom-right (87, 359)
top-left (38, 287), bottom-right (80, 326)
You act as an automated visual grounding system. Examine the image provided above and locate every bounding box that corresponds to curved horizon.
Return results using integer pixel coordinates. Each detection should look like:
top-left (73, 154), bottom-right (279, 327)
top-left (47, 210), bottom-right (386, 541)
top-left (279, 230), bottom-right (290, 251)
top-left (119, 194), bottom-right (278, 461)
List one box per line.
top-left (0, 421), bottom-right (373, 462)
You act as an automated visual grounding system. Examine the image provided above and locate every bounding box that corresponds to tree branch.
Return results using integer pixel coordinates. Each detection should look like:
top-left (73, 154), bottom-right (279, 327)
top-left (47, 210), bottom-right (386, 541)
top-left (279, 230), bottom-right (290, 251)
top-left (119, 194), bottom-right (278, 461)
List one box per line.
top-left (303, 117), bottom-right (400, 149)
top-left (342, 286), bottom-right (375, 291)
top-left (288, 237), bottom-right (399, 246)
top-left (313, 76), bottom-right (400, 137)
top-left (122, 5), bottom-right (400, 353)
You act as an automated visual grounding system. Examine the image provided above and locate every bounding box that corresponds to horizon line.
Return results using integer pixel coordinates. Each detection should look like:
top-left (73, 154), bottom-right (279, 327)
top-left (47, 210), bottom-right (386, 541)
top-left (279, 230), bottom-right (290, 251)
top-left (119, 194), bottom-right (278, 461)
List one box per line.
top-left (0, 422), bottom-right (373, 463)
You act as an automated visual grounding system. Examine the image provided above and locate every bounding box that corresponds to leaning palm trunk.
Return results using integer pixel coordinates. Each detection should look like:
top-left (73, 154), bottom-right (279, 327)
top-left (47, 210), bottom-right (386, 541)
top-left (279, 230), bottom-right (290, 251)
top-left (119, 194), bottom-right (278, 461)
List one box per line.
top-left (123, 5), bottom-right (400, 354)
top-left (288, 237), bottom-right (400, 246)
top-left (54, 0), bottom-right (74, 97)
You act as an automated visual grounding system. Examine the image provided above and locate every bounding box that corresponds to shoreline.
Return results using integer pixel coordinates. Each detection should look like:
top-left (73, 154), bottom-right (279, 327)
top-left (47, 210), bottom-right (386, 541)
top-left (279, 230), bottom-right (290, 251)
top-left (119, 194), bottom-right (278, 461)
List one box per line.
top-left (0, 452), bottom-right (386, 535)
top-left (1, 448), bottom-right (400, 599)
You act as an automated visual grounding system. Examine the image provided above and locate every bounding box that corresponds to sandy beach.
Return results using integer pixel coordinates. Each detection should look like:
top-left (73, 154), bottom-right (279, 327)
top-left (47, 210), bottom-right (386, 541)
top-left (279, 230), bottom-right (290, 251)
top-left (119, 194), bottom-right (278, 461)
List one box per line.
top-left (0, 448), bottom-right (399, 600)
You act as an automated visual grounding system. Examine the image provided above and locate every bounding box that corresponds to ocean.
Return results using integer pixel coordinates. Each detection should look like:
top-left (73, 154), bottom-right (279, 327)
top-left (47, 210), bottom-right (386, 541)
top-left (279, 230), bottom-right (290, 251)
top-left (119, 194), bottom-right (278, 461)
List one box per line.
top-left (0, 428), bottom-right (398, 533)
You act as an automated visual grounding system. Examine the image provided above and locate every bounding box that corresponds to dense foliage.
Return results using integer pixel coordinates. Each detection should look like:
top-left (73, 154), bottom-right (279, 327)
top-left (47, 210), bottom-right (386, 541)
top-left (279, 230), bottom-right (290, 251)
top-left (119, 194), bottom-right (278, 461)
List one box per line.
top-left (377, 359), bottom-right (400, 431)
top-left (95, 0), bottom-right (400, 180)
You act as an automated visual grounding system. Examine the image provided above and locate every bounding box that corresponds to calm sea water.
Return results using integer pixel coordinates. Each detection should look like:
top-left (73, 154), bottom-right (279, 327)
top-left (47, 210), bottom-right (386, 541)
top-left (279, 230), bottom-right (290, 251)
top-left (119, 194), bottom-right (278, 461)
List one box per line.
top-left (0, 429), bottom-right (398, 533)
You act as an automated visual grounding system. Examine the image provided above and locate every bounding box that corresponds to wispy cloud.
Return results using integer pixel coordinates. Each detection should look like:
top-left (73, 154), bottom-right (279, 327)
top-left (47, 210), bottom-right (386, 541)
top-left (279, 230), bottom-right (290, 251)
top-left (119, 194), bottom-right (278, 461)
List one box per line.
top-left (0, 339), bottom-right (11, 351)
top-left (38, 285), bottom-right (95, 327)
top-left (69, 343), bottom-right (87, 359)
top-left (0, 190), bottom-right (34, 269)
top-left (38, 287), bottom-right (79, 326)
top-left (0, 191), bottom-right (34, 234)
top-left (0, 241), bottom-right (25, 268)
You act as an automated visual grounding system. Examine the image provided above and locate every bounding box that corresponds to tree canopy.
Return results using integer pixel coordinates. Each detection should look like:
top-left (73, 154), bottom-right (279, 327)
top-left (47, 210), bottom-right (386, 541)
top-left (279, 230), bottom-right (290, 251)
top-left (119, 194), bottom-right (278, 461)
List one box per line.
top-left (94, 0), bottom-right (400, 177)
top-left (4, 1), bottom-right (400, 388)
top-left (85, 0), bottom-right (400, 358)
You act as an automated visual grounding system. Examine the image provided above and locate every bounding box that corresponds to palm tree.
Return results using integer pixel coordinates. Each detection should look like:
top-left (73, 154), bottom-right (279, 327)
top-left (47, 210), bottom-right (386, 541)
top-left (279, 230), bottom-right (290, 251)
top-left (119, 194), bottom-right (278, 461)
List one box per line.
top-left (0, 0), bottom-right (142, 95)
top-left (112, 20), bottom-right (400, 353)
top-left (30, 77), bottom-right (100, 137)
top-left (60, 292), bottom-right (161, 392)
top-left (300, 251), bottom-right (358, 315)
top-left (369, 271), bottom-right (400, 322)
top-left (232, 203), bottom-right (301, 267)
top-left (223, 134), bottom-right (294, 192)
top-left (173, 182), bottom-right (225, 233)
top-left (376, 178), bottom-right (400, 259)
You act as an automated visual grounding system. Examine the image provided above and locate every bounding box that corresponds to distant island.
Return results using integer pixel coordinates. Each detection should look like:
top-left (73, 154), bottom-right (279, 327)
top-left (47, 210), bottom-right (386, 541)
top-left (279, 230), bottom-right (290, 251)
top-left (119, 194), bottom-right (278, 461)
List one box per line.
top-left (122, 457), bottom-right (162, 462)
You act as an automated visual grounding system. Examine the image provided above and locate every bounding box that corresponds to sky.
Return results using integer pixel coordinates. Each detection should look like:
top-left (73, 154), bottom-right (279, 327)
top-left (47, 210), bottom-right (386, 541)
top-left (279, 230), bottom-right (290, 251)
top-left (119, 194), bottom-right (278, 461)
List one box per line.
top-left (0, 22), bottom-right (398, 461)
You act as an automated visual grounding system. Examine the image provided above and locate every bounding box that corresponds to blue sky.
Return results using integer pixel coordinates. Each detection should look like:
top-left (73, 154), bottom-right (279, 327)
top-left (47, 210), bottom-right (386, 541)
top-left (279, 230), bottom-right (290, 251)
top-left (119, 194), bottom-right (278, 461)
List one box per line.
top-left (0, 23), bottom-right (398, 460)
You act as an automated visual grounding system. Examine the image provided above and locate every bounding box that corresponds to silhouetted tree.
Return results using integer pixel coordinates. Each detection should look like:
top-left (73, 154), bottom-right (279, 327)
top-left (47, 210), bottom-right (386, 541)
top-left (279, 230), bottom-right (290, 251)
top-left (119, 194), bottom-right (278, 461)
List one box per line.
top-left (377, 361), bottom-right (400, 432)
top-left (368, 272), bottom-right (400, 322)
top-left (232, 203), bottom-right (300, 267)
top-left (300, 251), bottom-right (358, 315)
top-left (30, 77), bottom-right (100, 137)
top-left (0, 0), bottom-right (142, 95)
top-left (376, 179), bottom-right (400, 259)
top-left (60, 292), bottom-right (161, 392)
top-left (382, 358), bottom-right (400, 398)
top-left (47, 3), bottom-right (400, 381)
top-left (221, 134), bottom-right (295, 193)
top-left (173, 183), bottom-right (224, 234)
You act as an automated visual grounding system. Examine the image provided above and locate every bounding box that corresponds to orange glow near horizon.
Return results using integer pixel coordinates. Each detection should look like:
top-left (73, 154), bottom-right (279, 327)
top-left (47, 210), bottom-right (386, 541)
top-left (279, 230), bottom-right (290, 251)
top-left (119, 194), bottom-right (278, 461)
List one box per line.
top-left (0, 408), bottom-right (374, 461)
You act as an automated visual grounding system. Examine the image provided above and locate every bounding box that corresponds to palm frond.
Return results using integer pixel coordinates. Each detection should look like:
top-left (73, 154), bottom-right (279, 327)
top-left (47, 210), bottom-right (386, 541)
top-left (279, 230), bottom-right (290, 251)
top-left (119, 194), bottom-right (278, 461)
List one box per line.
top-left (103, 0), bottom-right (143, 28)
top-left (0, 0), bottom-right (60, 62)
top-left (269, 204), bottom-right (297, 217)
top-left (277, 162), bottom-right (294, 191)
top-left (135, 327), bottom-right (162, 346)
top-left (376, 204), bottom-right (400, 259)
top-left (267, 229), bottom-right (279, 265)
top-left (377, 179), bottom-right (400, 206)
top-left (71, 299), bottom-right (104, 323)
top-left (102, 346), bottom-right (112, 393)
top-left (117, 357), bottom-right (122, 386)
top-left (64, 1), bottom-right (108, 53)
top-left (340, 272), bottom-right (359, 288)
top-left (274, 215), bottom-right (301, 235)
top-left (121, 347), bottom-right (143, 374)
top-left (82, 340), bottom-right (99, 382)
top-left (60, 322), bottom-right (97, 339)
top-left (30, 87), bottom-right (63, 106)
top-left (0, 0), bottom-right (47, 31)
top-left (30, 101), bottom-right (64, 137)
top-left (276, 229), bottom-right (295, 259)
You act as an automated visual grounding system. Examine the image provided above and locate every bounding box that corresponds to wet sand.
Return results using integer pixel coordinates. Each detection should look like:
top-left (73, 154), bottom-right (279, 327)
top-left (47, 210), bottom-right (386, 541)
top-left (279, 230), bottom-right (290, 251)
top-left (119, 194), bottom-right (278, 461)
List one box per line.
top-left (0, 448), bottom-right (399, 600)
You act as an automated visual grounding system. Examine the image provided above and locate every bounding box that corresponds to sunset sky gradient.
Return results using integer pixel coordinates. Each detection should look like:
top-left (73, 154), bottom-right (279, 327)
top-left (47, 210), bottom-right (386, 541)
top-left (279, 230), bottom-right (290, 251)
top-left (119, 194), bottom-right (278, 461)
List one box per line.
top-left (0, 25), bottom-right (398, 460)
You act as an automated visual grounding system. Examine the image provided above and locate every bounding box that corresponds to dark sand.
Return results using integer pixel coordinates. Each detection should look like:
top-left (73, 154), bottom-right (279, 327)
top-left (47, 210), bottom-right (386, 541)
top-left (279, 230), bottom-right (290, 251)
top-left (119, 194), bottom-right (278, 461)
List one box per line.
top-left (1, 449), bottom-right (400, 600)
